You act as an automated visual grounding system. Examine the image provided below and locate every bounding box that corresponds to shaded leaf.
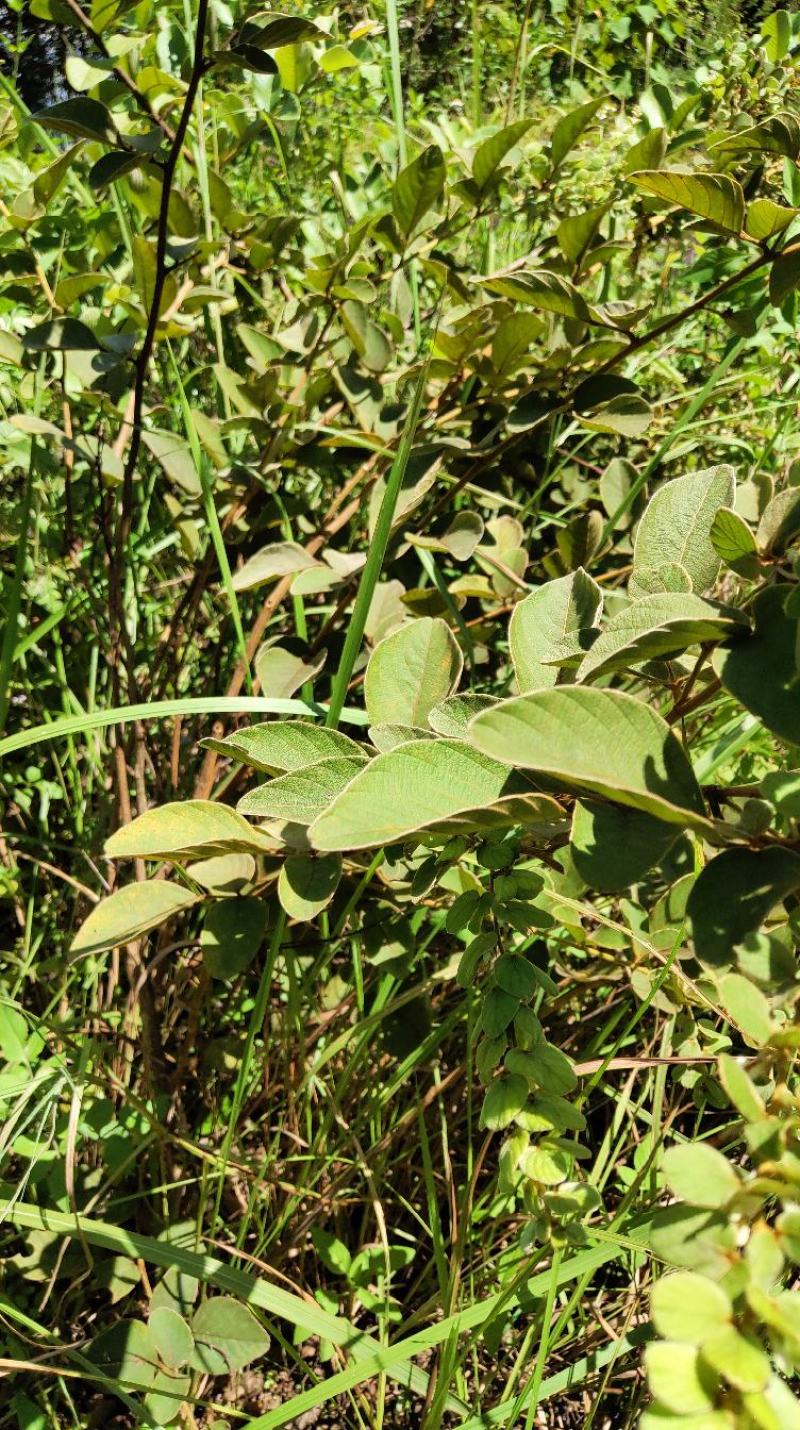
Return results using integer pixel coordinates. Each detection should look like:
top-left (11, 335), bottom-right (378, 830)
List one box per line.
top-left (688, 846), bottom-right (800, 966)
top-left (472, 118), bottom-right (533, 190)
top-left (22, 318), bottom-right (100, 352)
top-left (714, 585), bottom-right (800, 745)
top-left (201, 897), bottom-right (266, 980)
top-left (33, 96), bottom-right (117, 144)
top-left (278, 853), bottom-right (342, 920)
top-left (571, 800), bottom-right (678, 891)
top-left (550, 97), bottom-right (606, 169)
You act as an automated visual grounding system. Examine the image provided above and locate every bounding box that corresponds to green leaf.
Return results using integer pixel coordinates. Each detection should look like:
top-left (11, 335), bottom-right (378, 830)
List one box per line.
top-left (651, 1271), bottom-right (732, 1344)
top-left (427, 694), bottom-right (498, 737)
top-left (631, 466), bottom-right (736, 598)
top-left (341, 300), bottom-right (392, 374)
top-left (32, 141), bottom-right (84, 206)
top-left (145, 1368), bottom-right (191, 1424)
top-left (483, 269), bottom-right (591, 322)
top-left (320, 43), bottom-right (359, 73)
top-left (481, 987), bottom-right (519, 1037)
top-left (645, 1342), bottom-right (719, 1415)
top-left (254, 640), bottom-right (326, 700)
top-left (490, 313), bottom-right (543, 381)
top-left (232, 542), bottom-right (320, 592)
top-left (308, 739), bottom-right (517, 851)
top-left (367, 724), bottom-right (430, 752)
top-left (105, 800), bottom-right (274, 860)
top-left (364, 617), bottom-right (463, 728)
top-left (89, 149), bottom-right (144, 190)
top-left (202, 721), bottom-right (366, 775)
top-left (662, 1143), bottom-right (741, 1210)
top-left (714, 586), bottom-right (800, 745)
top-left (71, 883), bottom-right (200, 956)
top-left (717, 971), bottom-right (774, 1048)
top-left (629, 169), bottom-right (745, 233)
top-left (505, 1043), bottom-right (577, 1095)
top-left (406, 512), bottom-right (484, 561)
top-left (757, 488), bottom-right (800, 555)
top-left (710, 113), bottom-right (800, 160)
top-left (519, 1139), bottom-right (574, 1185)
top-left (571, 800), bottom-right (678, 892)
top-left (472, 118), bottom-right (533, 190)
top-left (701, 1327), bottom-right (771, 1393)
top-left (88, 1319), bottom-right (159, 1390)
top-left (190, 1296), bottom-right (269, 1374)
top-left (278, 853), bottom-right (342, 921)
top-left (718, 1053), bottom-right (766, 1123)
top-left (22, 318), bottom-right (100, 352)
top-left (557, 204), bottom-right (607, 264)
top-left (510, 570), bottom-right (603, 691)
top-left (238, 12), bottom-right (322, 48)
top-left (745, 197), bottom-right (800, 241)
top-left (311, 1226), bottom-right (351, 1277)
top-left (688, 846), bottom-right (800, 966)
top-left (710, 506), bottom-right (759, 576)
top-left (142, 428), bottom-right (200, 495)
top-left (468, 687), bottom-right (708, 829)
top-left (575, 593), bottom-right (746, 682)
top-left (238, 757), bottom-right (365, 825)
top-left (762, 8), bottom-right (792, 61)
top-left (480, 1072), bottom-right (529, 1130)
top-left (769, 246), bottom-right (800, 305)
top-left (201, 897), bottom-right (266, 980)
top-left (494, 954), bottom-right (538, 999)
top-left (392, 145), bottom-right (445, 237)
top-left (149, 1306), bottom-right (194, 1370)
top-left (32, 96), bottom-right (117, 144)
top-left (550, 97), bottom-right (606, 169)
top-left (623, 126), bottom-right (667, 175)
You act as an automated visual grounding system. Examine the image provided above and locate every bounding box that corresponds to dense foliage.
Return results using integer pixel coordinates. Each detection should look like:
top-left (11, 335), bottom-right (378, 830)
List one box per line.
top-left (3, 2), bottom-right (800, 1427)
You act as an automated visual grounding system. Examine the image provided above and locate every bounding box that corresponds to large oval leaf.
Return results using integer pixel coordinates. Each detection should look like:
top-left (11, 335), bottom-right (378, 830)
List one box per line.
top-left (630, 466), bottom-right (735, 598)
top-left (71, 882), bottom-right (200, 956)
top-left (105, 800), bottom-right (274, 860)
top-left (687, 847), bottom-right (800, 965)
top-left (365, 617), bottom-right (463, 728)
top-left (202, 721), bottom-right (366, 774)
top-left (629, 169), bottom-right (745, 233)
top-left (714, 586), bottom-right (800, 746)
top-left (510, 570), bottom-right (602, 691)
top-left (309, 740), bottom-right (518, 851)
top-left (468, 687), bottom-right (708, 828)
top-left (571, 799), bottom-right (679, 891)
top-left (237, 756), bottom-right (364, 824)
top-left (576, 593), bottom-right (747, 682)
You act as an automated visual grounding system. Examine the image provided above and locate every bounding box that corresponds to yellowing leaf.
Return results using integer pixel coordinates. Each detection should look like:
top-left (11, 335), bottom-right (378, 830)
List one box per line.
top-left (71, 882), bottom-right (200, 956)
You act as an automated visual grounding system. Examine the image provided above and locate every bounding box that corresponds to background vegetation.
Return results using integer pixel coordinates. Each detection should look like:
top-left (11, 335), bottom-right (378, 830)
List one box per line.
top-left (2, 1), bottom-right (800, 1427)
